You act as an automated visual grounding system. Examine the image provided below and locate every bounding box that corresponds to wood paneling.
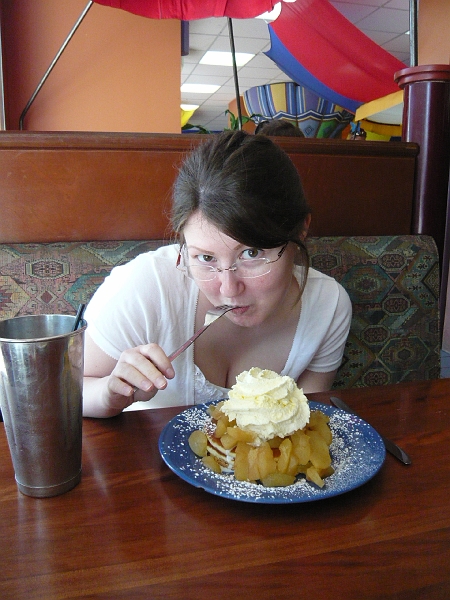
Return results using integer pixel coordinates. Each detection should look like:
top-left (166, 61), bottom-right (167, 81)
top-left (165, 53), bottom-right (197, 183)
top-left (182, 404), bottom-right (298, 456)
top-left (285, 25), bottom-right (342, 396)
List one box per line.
top-left (0, 132), bottom-right (418, 242)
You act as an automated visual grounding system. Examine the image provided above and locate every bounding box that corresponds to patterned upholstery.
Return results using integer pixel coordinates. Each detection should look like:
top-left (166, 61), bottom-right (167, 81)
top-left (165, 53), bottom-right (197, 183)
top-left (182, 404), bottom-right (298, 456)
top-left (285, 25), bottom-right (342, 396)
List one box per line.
top-left (307, 236), bottom-right (440, 388)
top-left (0, 241), bottom-right (167, 318)
top-left (0, 236), bottom-right (440, 390)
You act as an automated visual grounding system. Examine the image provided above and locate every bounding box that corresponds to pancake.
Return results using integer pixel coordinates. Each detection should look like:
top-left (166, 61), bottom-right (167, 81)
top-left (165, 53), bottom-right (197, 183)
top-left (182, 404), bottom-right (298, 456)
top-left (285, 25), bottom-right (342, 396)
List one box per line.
top-left (203, 417), bottom-right (235, 471)
top-left (205, 434), bottom-right (235, 471)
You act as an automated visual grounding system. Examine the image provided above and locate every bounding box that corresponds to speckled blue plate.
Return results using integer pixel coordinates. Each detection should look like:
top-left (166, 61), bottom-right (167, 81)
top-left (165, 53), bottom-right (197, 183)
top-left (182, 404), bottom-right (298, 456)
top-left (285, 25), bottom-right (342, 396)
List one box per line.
top-left (158, 400), bottom-right (386, 504)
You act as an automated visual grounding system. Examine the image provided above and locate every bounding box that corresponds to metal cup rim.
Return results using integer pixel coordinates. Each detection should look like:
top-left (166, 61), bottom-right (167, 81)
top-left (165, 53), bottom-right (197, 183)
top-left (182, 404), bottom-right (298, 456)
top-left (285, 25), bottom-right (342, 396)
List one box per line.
top-left (0, 314), bottom-right (87, 343)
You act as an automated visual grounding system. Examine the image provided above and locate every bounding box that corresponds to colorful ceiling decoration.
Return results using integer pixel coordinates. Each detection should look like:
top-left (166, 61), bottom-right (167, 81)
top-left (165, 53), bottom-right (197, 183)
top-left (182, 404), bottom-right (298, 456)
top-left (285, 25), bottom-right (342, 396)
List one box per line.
top-left (243, 82), bottom-right (353, 138)
top-left (355, 91), bottom-right (403, 126)
top-left (93, 0), bottom-right (277, 19)
top-left (93, 0), bottom-right (406, 133)
top-left (353, 91), bottom-right (403, 140)
top-left (266, 0), bottom-right (405, 113)
top-left (181, 106), bottom-right (197, 127)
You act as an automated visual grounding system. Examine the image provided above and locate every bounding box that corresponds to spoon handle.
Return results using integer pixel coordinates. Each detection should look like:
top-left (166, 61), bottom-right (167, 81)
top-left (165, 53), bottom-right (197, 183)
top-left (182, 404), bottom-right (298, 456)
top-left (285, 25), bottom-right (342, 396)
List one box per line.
top-left (168, 305), bottom-right (233, 362)
top-left (167, 324), bottom-right (210, 362)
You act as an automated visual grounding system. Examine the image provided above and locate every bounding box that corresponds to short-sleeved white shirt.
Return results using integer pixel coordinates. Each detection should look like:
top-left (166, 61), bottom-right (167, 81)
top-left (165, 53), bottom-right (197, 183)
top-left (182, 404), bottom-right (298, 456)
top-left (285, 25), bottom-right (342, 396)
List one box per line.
top-left (85, 245), bottom-right (351, 409)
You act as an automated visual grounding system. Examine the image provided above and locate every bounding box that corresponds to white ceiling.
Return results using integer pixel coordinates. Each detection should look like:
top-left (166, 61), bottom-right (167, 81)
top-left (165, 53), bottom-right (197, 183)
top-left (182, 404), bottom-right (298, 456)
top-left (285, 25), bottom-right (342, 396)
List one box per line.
top-left (181, 0), bottom-right (411, 131)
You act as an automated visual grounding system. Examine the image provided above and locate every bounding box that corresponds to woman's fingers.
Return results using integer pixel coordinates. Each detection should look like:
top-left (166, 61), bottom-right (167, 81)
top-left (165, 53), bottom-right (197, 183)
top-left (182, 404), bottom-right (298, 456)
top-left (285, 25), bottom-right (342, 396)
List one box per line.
top-left (110, 344), bottom-right (175, 396)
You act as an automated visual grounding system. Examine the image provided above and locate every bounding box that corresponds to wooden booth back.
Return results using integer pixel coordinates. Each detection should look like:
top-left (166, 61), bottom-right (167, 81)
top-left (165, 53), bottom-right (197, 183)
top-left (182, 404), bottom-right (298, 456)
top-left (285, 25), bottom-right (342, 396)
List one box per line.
top-left (0, 132), bottom-right (436, 405)
top-left (0, 132), bottom-right (418, 243)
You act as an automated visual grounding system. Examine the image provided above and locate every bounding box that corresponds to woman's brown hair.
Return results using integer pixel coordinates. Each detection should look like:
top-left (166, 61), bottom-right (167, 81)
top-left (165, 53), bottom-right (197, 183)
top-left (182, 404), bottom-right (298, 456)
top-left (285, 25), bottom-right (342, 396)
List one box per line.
top-left (171, 131), bottom-right (311, 275)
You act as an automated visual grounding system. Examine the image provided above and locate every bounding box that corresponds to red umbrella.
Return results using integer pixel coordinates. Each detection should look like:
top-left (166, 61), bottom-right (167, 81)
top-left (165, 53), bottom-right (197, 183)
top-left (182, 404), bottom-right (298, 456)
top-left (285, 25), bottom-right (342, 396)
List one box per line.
top-left (93, 1), bottom-right (279, 128)
top-left (20, 0), bottom-right (277, 129)
top-left (93, 0), bottom-right (277, 20)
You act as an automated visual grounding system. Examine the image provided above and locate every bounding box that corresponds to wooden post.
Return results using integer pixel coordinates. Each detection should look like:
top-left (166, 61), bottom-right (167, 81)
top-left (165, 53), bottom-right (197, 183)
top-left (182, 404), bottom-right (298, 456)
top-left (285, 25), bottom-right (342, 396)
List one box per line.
top-left (395, 65), bottom-right (450, 263)
top-left (395, 64), bottom-right (450, 327)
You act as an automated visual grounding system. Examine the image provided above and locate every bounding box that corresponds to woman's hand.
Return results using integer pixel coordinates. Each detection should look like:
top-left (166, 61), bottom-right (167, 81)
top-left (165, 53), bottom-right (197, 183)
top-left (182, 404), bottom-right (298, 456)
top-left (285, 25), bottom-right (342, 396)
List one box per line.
top-left (111, 343), bottom-right (175, 395)
top-left (83, 334), bottom-right (175, 418)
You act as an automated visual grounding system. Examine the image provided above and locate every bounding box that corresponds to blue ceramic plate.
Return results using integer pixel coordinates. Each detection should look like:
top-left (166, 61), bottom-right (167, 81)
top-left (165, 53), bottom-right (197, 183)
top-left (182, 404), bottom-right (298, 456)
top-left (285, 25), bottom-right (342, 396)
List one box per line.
top-left (158, 400), bottom-right (386, 504)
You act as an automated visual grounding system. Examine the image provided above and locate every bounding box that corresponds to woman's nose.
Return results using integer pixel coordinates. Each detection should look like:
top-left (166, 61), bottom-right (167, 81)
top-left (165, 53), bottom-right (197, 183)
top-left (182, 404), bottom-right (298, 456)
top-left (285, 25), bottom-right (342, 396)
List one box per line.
top-left (218, 270), bottom-right (244, 298)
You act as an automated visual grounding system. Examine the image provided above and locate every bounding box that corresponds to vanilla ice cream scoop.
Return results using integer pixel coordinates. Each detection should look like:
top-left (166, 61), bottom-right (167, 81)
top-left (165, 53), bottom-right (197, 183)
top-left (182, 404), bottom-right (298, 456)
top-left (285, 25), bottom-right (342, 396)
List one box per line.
top-left (220, 367), bottom-right (310, 445)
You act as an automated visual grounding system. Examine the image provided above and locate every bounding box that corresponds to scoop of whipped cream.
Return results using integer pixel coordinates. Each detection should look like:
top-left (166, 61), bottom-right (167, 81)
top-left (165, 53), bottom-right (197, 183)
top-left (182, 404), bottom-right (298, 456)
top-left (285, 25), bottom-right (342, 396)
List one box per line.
top-left (220, 367), bottom-right (310, 445)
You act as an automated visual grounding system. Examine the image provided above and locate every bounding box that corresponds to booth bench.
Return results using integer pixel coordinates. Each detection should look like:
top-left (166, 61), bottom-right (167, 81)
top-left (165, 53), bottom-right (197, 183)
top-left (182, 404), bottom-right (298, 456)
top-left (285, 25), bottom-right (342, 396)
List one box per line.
top-left (0, 132), bottom-right (439, 396)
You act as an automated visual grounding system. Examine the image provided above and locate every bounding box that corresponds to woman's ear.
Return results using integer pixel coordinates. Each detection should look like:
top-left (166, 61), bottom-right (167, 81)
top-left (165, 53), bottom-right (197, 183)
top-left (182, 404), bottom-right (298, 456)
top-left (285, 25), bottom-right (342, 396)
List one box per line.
top-left (301, 214), bottom-right (312, 240)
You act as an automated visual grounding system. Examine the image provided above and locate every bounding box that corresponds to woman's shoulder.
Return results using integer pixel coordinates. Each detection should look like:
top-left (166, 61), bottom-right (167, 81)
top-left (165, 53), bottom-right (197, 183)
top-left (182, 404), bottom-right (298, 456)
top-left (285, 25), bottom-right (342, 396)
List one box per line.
top-left (85, 243), bottom-right (197, 349)
top-left (105, 244), bottom-right (180, 281)
top-left (296, 266), bottom-right (342, 289)
top-left (297, 267), bottom-right (351, 310)
top-left (126, 243), bottom-right (179, 266)
top-left (87, 243), bottom-right (191, 314)
top-left (306, 266), bottom-right (337, 281)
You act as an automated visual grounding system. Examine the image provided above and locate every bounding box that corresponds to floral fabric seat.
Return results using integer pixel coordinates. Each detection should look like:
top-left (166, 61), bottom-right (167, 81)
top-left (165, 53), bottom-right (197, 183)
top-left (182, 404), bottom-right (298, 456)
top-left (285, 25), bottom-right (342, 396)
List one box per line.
top-left (307, 235), bottom-right (440, 387)
top-left (0, 236), bottom-right (440, 392)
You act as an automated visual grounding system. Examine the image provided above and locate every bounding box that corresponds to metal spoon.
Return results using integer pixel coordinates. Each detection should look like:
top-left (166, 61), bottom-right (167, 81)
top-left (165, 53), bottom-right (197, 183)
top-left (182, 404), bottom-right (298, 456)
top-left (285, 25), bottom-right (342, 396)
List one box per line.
top-left (168, 305), bottom-right (234, 361)
top-left (131, 305), bottom-right (234, 394)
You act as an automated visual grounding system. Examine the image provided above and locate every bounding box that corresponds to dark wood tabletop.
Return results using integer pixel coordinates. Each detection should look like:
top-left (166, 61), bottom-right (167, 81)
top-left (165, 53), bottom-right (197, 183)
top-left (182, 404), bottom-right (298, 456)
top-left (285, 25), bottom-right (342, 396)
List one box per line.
top-left (1, 378), bottom-right (450, 599)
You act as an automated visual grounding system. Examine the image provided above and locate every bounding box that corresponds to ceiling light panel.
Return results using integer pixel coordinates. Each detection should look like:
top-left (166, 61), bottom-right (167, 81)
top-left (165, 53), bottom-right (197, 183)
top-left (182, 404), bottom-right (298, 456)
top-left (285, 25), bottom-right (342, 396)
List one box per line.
top-left (181, 83), bottom-right (221, 94)
top-left (200, 51), bottom-right (255, 67)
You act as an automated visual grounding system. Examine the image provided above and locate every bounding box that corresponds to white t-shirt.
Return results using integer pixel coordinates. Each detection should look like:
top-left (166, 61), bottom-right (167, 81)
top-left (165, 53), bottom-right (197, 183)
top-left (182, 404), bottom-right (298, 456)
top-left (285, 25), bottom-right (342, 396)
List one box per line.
top-left (85, 245), bottom-right (351, 409)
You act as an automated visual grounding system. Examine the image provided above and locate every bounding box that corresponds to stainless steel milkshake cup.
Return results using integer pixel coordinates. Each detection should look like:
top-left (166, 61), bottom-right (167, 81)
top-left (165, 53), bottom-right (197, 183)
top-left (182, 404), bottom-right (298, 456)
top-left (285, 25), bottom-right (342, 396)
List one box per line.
top-left (0, 314), bottom-right (86, 497)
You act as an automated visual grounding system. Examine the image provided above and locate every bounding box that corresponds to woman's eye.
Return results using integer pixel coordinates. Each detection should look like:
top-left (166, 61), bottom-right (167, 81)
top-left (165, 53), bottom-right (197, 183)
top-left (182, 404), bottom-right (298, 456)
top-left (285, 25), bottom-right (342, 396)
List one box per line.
top-left (241, 248), bottom-right (263, 260)
top-left (196, 254), bottom-right (215, 264)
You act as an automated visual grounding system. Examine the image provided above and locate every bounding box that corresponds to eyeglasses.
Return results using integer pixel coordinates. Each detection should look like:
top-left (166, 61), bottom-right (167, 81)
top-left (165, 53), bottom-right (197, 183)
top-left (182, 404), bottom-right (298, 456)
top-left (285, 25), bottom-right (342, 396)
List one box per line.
top-left (176, 243), bottom-right (288, 281)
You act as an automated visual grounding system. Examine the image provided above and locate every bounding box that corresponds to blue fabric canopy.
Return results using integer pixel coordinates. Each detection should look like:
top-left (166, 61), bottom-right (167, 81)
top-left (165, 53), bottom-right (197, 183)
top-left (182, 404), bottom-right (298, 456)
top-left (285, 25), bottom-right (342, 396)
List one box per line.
top-left (265, 0), bottom-right (405, 112)
top-left (265, 29), bottom-right (361, 114)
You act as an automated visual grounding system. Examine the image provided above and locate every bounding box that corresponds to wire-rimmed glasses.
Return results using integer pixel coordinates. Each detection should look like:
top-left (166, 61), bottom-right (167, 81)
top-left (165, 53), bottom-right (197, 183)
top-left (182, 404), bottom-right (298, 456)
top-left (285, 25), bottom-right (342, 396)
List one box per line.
top-left (176, 243), bottom-right (288, 281)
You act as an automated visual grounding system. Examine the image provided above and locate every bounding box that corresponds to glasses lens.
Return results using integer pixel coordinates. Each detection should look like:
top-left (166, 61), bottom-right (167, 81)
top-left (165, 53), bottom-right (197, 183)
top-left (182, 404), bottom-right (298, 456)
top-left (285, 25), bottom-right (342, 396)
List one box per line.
top-left (178, 245), bottom-right (286, 280)
top-left (187, 265), bottom-right (216, 281)
top-left (238, 259), bottom-right (271, 278)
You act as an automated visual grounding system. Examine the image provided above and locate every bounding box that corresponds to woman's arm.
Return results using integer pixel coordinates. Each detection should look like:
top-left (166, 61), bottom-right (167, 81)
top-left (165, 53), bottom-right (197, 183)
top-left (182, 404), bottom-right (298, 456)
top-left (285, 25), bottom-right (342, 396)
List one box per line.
top-left (296, 369), bottom-right (337, 394)
top-left (83, 333), bottom-right (175, 418)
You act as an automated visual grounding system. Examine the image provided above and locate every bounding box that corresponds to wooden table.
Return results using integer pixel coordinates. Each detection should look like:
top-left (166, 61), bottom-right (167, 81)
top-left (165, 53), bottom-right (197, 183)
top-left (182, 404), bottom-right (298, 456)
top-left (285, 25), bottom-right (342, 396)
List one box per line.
top-left (1, 379), bottom-right (450, 599)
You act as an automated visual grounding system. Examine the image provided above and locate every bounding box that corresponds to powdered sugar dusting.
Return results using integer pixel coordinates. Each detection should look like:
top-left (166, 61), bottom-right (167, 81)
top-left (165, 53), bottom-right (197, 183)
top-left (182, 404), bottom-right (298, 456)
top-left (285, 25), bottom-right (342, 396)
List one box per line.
top-left (159, 401), bottom-right (386, 504)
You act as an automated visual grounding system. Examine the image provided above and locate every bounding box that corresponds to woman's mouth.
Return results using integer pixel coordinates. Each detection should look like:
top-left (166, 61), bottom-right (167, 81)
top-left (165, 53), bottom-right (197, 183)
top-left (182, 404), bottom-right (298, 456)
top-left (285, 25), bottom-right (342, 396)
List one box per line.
top-left (228, 306), bottom-right (249, 316)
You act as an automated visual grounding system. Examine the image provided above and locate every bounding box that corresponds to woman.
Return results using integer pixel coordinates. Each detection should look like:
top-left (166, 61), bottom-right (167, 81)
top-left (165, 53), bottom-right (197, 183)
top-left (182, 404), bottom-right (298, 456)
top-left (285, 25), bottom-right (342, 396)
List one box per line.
top-left (83, 131), bottom-right (351, 417)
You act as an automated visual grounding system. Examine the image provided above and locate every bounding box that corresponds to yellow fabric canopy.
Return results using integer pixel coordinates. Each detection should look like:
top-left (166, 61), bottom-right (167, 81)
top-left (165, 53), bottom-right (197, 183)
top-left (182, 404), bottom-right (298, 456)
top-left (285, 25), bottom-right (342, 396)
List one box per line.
top-left (354, 90), bottom-right (403, 139)
top-left (355, 91), bottom-right (403, 125)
